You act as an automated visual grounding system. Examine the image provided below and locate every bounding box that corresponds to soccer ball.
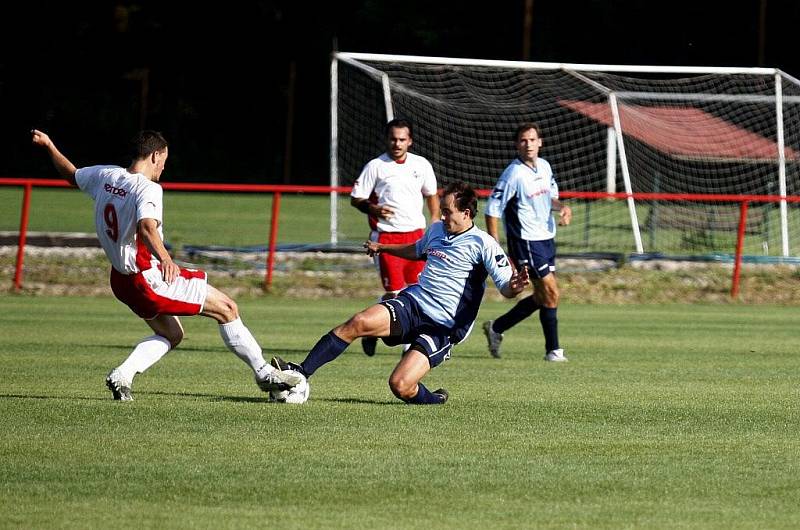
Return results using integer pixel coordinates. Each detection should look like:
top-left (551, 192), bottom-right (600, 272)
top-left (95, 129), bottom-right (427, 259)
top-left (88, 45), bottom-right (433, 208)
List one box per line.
top-left (270, 371), bottom-right (310, 404)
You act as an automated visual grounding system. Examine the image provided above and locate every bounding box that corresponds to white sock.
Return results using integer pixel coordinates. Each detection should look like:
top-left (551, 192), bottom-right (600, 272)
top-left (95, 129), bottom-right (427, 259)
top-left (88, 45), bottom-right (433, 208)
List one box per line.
top-left (219, 317), bottom-right (271, 375)
top-left (117, 335), bottom-right (172, 382)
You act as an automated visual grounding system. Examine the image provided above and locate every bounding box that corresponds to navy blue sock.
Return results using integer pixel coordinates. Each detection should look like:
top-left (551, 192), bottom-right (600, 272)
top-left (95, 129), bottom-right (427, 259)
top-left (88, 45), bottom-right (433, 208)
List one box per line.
top-left (406, 383), bottom-right (445, 405)
top-left (493, 295), bottom-right (540, 333)
top-left (539, 307), bottom-right (559, 352)
top-left (300, 330), bottom-right (350, 377)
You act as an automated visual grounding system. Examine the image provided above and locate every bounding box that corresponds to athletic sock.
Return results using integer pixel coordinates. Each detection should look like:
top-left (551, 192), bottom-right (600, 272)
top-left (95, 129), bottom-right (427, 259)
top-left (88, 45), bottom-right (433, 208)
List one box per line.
top-left (300, 330), bottom-right (350, 377)
top-left (493, 295), bottom-right (540, 333)
top-left (540, 306), bottom-right (559, 352)
top-left (219, 317), bottom-right (269, 374)
top-left (405, 382), bottom-right (445, 405)
top-left (117, 335), bottom-right (172, 382)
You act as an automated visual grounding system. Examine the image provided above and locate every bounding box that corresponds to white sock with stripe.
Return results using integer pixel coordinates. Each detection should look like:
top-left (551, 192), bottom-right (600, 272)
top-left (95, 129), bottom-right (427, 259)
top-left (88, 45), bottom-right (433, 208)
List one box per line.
top-left (117, 335), bottom-right (172, 382)
top-left (219, 317), bottom-right (273, 376)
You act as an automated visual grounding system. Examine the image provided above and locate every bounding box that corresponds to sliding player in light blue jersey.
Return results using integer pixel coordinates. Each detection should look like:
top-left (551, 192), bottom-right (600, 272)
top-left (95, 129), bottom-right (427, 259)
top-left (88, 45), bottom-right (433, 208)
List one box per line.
top-left (272, 182), bottom-right (529, 404)
top-left (482, 123), bottom-right (572, 362)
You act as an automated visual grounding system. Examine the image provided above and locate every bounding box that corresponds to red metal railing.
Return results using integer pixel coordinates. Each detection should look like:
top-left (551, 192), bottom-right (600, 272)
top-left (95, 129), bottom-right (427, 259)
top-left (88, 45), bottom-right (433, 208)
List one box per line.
top-left (3, 178), bottom-right (800, 297)
top-left (1, 177), bottom-right (350, 291)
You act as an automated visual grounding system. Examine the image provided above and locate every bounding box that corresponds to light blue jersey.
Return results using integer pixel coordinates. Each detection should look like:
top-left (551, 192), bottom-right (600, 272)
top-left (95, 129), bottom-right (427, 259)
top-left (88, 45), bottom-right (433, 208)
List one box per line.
top-left (402, 221), bottom-right (513, 328)
top-left (485, 157), bottom-right (559, 241)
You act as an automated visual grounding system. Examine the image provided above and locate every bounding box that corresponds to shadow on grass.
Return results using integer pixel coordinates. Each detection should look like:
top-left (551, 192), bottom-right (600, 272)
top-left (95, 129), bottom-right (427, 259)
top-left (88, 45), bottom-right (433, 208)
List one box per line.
top-left (319, 397), bottom-right (399, 405)
top-left (0, 392), bottom-right (413, 406)
top-left (0, 391), bottom-right (267, 403)
top-left (0, 393), bottom-right (107, 401)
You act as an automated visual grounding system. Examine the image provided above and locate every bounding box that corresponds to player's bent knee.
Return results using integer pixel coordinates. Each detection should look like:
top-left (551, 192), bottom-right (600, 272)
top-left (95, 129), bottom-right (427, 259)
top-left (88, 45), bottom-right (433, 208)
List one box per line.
top-left (346, 312), bottom-right (372, 336)
top-left (388, 373), bottom-right (416, 400)
top-left (162, 328), bottom-right (184, 349)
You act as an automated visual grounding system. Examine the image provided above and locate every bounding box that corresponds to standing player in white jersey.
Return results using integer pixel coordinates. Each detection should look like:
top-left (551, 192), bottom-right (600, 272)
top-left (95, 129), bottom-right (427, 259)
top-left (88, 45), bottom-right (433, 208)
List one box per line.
top-left (482, 123), bottom-right (572, 361)
top-left (31, 129), bottom-right (301, 400)
top-left (272, 182), bottom-right (529, 404)
top-left (350, 118), bottom-right (440, 356)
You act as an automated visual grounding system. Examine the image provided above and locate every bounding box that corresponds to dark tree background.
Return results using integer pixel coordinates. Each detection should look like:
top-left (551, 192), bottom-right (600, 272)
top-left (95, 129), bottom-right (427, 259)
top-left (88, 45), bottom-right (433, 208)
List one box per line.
top-left (2, 0), bottom-right (798, 184)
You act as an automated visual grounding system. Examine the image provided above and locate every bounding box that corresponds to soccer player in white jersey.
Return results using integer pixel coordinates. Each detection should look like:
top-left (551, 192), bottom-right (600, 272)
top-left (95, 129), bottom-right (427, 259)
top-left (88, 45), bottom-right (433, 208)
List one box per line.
top-left (350, 118), bottom-right (440, 356)
top-left (272, 182), bottom-right (528, 404)
top-left (31, 129), bottom-right (301, 400)
top-left (482, 123), bottom-right (572, 361)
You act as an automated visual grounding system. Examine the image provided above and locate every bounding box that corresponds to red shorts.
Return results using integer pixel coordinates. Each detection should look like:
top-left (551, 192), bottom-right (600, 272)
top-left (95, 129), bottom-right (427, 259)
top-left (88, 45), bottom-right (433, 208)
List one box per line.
top-left (110, 265), bottom-right (208, 320)
top-left (375, 229), bottom-right (425, 292)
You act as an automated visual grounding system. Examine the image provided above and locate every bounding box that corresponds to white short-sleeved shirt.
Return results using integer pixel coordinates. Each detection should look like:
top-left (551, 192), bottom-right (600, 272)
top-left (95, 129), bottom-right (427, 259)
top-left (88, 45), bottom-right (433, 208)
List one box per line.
top-left (75, 165), bottom-right (163, 274)
top-left (485, 157), bottom-right (559, 241)
top-left (402, 221), bottom-right (513, 328)
top-left (351, 152), bottom-right (438, 232)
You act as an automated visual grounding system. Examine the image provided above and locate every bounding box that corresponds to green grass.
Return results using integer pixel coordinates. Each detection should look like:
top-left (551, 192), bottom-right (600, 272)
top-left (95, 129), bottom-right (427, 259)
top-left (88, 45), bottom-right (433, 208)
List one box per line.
top-left (2, 295), bottom-right (799, 528)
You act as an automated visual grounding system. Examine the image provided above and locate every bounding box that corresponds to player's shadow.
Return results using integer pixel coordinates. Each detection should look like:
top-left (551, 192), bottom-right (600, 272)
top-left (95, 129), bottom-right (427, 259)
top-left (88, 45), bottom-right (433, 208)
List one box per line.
top-left (317, 397), bottom-right (399, 405)
top-left (0, 393), bottom-right (108, 402)
top-left (95, 344), bottom-right (220, 353)
top-left (139, 390), bottom-right (269, 403)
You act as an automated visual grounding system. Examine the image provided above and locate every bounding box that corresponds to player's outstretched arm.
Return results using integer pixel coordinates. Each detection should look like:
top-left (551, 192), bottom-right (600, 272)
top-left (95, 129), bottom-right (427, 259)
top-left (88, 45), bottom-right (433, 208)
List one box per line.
top-left (31, 129), bottom-right (78, 186)
top-left (364, 240), bottom-right (419, 260)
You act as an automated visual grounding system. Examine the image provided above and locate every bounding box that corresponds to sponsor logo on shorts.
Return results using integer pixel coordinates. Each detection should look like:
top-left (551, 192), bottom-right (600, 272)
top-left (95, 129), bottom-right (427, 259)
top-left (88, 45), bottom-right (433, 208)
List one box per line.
top-left (495, 255), bottom-right (509, 267)
top-left (383, 300), bottom-right (399, 322)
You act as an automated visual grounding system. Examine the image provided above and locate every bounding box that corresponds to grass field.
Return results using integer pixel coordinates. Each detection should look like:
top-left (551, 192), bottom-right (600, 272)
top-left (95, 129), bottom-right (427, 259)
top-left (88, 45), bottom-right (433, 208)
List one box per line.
top-left (2, 295), bottom-right (798, 528)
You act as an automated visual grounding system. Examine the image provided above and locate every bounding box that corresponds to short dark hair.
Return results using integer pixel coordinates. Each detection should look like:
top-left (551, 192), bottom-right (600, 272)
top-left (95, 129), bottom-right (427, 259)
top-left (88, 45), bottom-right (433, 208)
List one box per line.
top-left (443, 181), bottom-right (478, 219)
top-left (385, 118), bottom-right (414, 139)
top-left (515, 122), bottom-right (541, 141)
top-left (131, 130), bottom-right (168, 161)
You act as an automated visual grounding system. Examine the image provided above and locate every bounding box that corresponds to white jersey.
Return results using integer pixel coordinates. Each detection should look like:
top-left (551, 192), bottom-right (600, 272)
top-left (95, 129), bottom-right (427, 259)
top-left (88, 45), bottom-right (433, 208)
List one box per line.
top-left (403, 221), bottom-right (513, 328)
top-left (351, 152), bottom-right (438, 232)
top-left (485, 157), bottom-right (559, 241)
top-left (75, 165), bottom-right (163, 274)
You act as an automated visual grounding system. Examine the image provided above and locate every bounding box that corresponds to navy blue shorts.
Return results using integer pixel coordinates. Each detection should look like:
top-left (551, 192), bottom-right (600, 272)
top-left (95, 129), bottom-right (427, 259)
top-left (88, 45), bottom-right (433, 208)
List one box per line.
top-left (507, 238), bottom-right (556, 279)
top-left (379, 293), bottom-right (455, 368)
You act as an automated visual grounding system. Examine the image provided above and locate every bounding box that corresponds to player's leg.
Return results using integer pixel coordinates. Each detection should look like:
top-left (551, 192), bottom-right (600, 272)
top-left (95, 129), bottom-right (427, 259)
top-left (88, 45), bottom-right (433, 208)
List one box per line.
top-left (535, 272), bottom-right (566, 362)
top-left (298, 303), bottom-right (392, 377)
top-left (482, 249), bottom-right (541, 357)
top-left (202, 284), bottom-right (298, 388)
top-left (106, 314), bottom-right (183, 401)
top-left (388, 332), bottom-right (450, 404)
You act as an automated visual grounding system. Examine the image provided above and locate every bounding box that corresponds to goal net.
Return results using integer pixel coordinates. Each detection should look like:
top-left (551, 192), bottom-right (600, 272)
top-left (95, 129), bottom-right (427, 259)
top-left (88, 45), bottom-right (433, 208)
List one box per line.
top-left (331, 52), bottom-right (800, 263)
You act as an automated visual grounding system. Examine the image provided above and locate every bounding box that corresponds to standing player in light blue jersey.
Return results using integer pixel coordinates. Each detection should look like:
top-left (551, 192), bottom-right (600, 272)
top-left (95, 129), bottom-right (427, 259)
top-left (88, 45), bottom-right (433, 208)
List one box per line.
top-left (272, 182), bottom-right (529, 404)
top-left (482, 123), bottom-right (572, 361)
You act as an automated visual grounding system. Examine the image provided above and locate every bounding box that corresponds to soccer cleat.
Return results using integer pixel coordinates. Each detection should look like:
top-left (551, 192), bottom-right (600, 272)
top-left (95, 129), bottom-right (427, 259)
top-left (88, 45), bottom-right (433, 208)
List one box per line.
top-left (482, 320), bottom-right (503, 358)
top-left (362, 337), bottom-right (377, 357)
top-left (257, 361), bottom-right (305, 392)
top-left (270, 356), bottom-right (308, 377)
top-left (544, 349), bottom-right (568, 362)
top-left (432, 388), bottom-right (449, 404)
top-left (105, 369), bottom-right (133, 401)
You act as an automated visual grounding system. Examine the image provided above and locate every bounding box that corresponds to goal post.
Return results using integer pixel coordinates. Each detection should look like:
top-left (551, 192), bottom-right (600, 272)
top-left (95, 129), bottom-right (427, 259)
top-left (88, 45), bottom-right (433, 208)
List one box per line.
top-left (331, 52), bottom-right (800, 262)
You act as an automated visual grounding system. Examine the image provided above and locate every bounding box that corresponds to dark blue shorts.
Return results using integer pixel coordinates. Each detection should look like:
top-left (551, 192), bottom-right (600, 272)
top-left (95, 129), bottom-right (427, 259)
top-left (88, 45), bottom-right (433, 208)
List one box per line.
top-left (507, 238), bottom-right (556, 279)
top-left (379, 293), bottom-right (455, 368)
